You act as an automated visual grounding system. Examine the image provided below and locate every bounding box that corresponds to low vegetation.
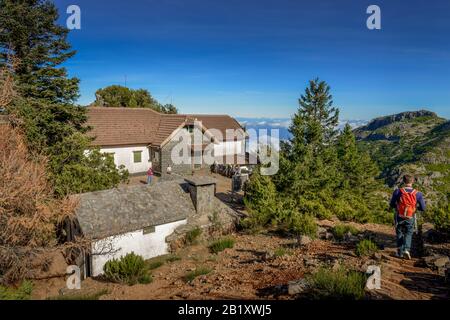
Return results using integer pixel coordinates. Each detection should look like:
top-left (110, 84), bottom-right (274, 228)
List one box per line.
top-left (209, 237), bottom-right (235, 254)
top-left (430, 204), bottom-right (450, 235)
top-left (186, 227), bottom-right (202, 244)
top-left (145, 254), bottom-right (181, 270)
top-left (147, 261), bottom-right (164, 270)
top-left (274, 247), bottom-right (291, 257)
top-left (355, 239), bottom-right (379, 257)
top-left (47, 289), bottom-right (108, 300)
top-left (165, 254), bottom-right (182, 263)
top-left (103, 252), bottom-right (152, 285)
top-left (184, 267), bottom-right (212, 283)
top-left (307, 267), bottom-right (367, 300)
top-left (332, 224), bottom-right (359, 241)
top-left (0, 280), bottom-right (33, 300)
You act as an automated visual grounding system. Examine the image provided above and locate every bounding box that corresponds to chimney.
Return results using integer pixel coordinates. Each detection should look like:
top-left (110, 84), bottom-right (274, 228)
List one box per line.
top-left (184, 176), bottom-right (217, 215)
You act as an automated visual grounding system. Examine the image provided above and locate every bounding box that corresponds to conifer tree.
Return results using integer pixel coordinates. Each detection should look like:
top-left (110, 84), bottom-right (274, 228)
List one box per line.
top-left (0, 0), bottom-right (79, 104)
top-left (243, 168), bottom-right (278, 228)
top-left (277, 78), bottom-right (341, 208)
top-left (289, 77), bottom-right (339, 159)
top-left (336, 124), bottom-right (379, 191)
top-left (0, 0), bottom-right (127, 196)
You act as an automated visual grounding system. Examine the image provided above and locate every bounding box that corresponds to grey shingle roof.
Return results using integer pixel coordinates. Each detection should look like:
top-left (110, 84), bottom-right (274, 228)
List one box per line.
top-left (74, 180), bottom-right (194, 239)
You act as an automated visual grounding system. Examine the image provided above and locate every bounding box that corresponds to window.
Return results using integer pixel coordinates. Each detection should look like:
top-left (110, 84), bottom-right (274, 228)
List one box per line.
top-left (143, 226), bottom-right (155, 234)
top-left (186, 125), bottom-right (194, 133)
top-left (148, 148), bottom-right (151, 162)
top-left (153, 151), bottom-right (160, 162)
top-left (133, 151), bottom-right (142, 163)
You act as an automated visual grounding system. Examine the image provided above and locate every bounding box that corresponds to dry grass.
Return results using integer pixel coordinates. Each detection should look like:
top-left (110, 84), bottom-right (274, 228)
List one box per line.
top-left (0, 125), bottom-right (78, 284)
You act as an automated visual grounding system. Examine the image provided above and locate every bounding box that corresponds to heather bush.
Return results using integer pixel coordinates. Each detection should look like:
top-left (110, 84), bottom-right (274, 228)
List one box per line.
top-left (355, 239), bottom-right (379, 257)
top-left (0, 280), bottom-right (33, 300)
top-left (332, 224), bottom-right (359, 241)
top-left (209, 238), bottom-right (235, 254)
top-left (184, 267), bottom-right (212, 283)
top-left (308, 267), bottom-right (367, 300)
top-left (103, 252), bottom-right (152, 285)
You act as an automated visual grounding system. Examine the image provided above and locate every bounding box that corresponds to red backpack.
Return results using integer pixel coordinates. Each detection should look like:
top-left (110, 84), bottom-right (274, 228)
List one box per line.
top-left (397, 188), bottom-right (418, 219)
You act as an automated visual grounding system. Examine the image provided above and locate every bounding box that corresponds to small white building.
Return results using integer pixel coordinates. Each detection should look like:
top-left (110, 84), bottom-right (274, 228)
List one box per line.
top-left (67, 180), bottom-right (199, 277)
top-left (86, 107), bottom-right (248, 177)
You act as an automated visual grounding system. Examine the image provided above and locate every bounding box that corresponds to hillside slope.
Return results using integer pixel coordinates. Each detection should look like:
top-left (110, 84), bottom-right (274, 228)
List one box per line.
top-left (355, 110), bottom-right (450, 206)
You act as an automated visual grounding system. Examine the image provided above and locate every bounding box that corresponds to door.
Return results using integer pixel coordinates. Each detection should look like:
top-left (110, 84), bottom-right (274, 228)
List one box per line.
top-left (151, 147), bottom-right (161, 173)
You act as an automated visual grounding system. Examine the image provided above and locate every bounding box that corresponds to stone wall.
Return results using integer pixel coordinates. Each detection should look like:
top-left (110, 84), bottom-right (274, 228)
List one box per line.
top-left (160, 141), bottom-right (193, 178)
top-left (166, 198), bottom-right (240, 251)
top-left (187, 183), bottom-right (215, 215)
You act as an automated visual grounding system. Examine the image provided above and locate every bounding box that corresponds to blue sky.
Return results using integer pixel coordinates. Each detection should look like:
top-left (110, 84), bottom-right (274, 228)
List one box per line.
top-left (55, 0), bottom-right (450, 119)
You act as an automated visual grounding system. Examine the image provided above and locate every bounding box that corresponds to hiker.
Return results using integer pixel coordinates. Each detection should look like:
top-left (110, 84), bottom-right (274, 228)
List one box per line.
top-left (390, 174), bottom-right (426, 259)
top-left (147, 166), bottom-right (154, 185)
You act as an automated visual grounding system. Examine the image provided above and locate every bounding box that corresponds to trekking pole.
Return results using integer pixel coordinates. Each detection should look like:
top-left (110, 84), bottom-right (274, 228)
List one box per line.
top-left (393, 209), bottom-right (397, 228)
top-left (414, 212), bottom-right (419, 235)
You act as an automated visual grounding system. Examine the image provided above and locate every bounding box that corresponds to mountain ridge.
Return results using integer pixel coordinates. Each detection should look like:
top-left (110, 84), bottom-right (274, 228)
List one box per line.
top-left (355, 109), bottom-right (450, 207)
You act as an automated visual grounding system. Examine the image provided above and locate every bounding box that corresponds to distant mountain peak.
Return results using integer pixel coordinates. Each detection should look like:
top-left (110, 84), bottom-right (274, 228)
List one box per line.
top-left (361, 110), bottom-right (438, 132)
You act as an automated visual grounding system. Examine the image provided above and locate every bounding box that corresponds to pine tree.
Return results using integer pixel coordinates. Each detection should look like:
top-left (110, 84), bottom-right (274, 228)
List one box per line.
top-left (336, 124), bottom-right (379, 191)
top-left (0, 0), bottom-right (79, 104)
top-left (243, 168), bottom-right (278, 228)
top-left (289, 77), bottom-right (339, 158)
top-left (277, 78), bottom-right (341, 211)
top-left (0, 0), bottom-right (127, 196)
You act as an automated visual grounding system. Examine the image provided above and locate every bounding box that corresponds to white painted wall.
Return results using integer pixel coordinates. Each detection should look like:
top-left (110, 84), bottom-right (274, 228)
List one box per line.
top-left (214, 140), bottom-right (245, 157)
top-left (99, 145), bottom-right (152, 174)
top-left (90, 219), bottom-right (187, 277)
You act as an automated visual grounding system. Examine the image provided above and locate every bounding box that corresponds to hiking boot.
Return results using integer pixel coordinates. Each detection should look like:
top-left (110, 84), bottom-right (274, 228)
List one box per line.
top-left (403, 250), bottom-right (411, 260)
top-left (395, 249), bottom-right (402, 258)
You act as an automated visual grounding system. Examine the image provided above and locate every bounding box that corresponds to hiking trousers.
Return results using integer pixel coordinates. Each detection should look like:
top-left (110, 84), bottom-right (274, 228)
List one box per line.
top-left (395, 215), bottom-right (415, 254)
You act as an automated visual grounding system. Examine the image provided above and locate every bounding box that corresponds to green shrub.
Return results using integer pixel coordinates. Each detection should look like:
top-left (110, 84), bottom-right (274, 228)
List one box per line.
top-left (274, 247), bottom-right (291, 257)
top-left (355, 239), bottom-right (379, 257)
top-left (186, 227), bottom-right (202, 244)
top-left (103, 252), bottom-right (152, 285)
top-left (147, 261), bottom-right (164, 270)
top-left (332, 224), bottom-right (359, 241)
top-left (166, 254), bottom-right (181, 262)
top-left (332, 192), bottom-right (392, 225)
top-left (431, 205), bottom-right (450, 234)
top-left (289, 213), bottom-right (318, 238)
top-left (0, 280), bottom-right (33, 300)
top-left (146, 254), bottom-right (181, 270)
top-left (184, 267), bottom-right (212, 283)
top-left (308, 267), bottom-right (367, 300)
top-left (242, 169), bottom-right (278, 228)
top-left (47, 289), bottom-right (108, 300)
top-left (209, 237), bottom-right (235, 254)
top-left (297, 197), bottom-right (333, 220)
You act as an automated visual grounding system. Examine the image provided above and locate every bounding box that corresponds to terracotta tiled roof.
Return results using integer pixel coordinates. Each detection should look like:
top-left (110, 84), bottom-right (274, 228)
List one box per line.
top-left (151, 114), bottom-right (187, 146)
top-left (86, 107), bottom-right (162, 146)
top-left (186, 115), bottom-right (245, 141)
top-left (86, 107), bottom-right (245, 147)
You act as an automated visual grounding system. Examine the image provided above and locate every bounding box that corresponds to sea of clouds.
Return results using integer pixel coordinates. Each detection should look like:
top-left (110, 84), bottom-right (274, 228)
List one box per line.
top-left (237, 117), bottom-right (368, 142)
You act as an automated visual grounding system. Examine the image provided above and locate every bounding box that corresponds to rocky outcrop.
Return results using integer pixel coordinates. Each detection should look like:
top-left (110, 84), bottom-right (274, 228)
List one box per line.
top-left (357, 110), bottom-right (437, 132)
